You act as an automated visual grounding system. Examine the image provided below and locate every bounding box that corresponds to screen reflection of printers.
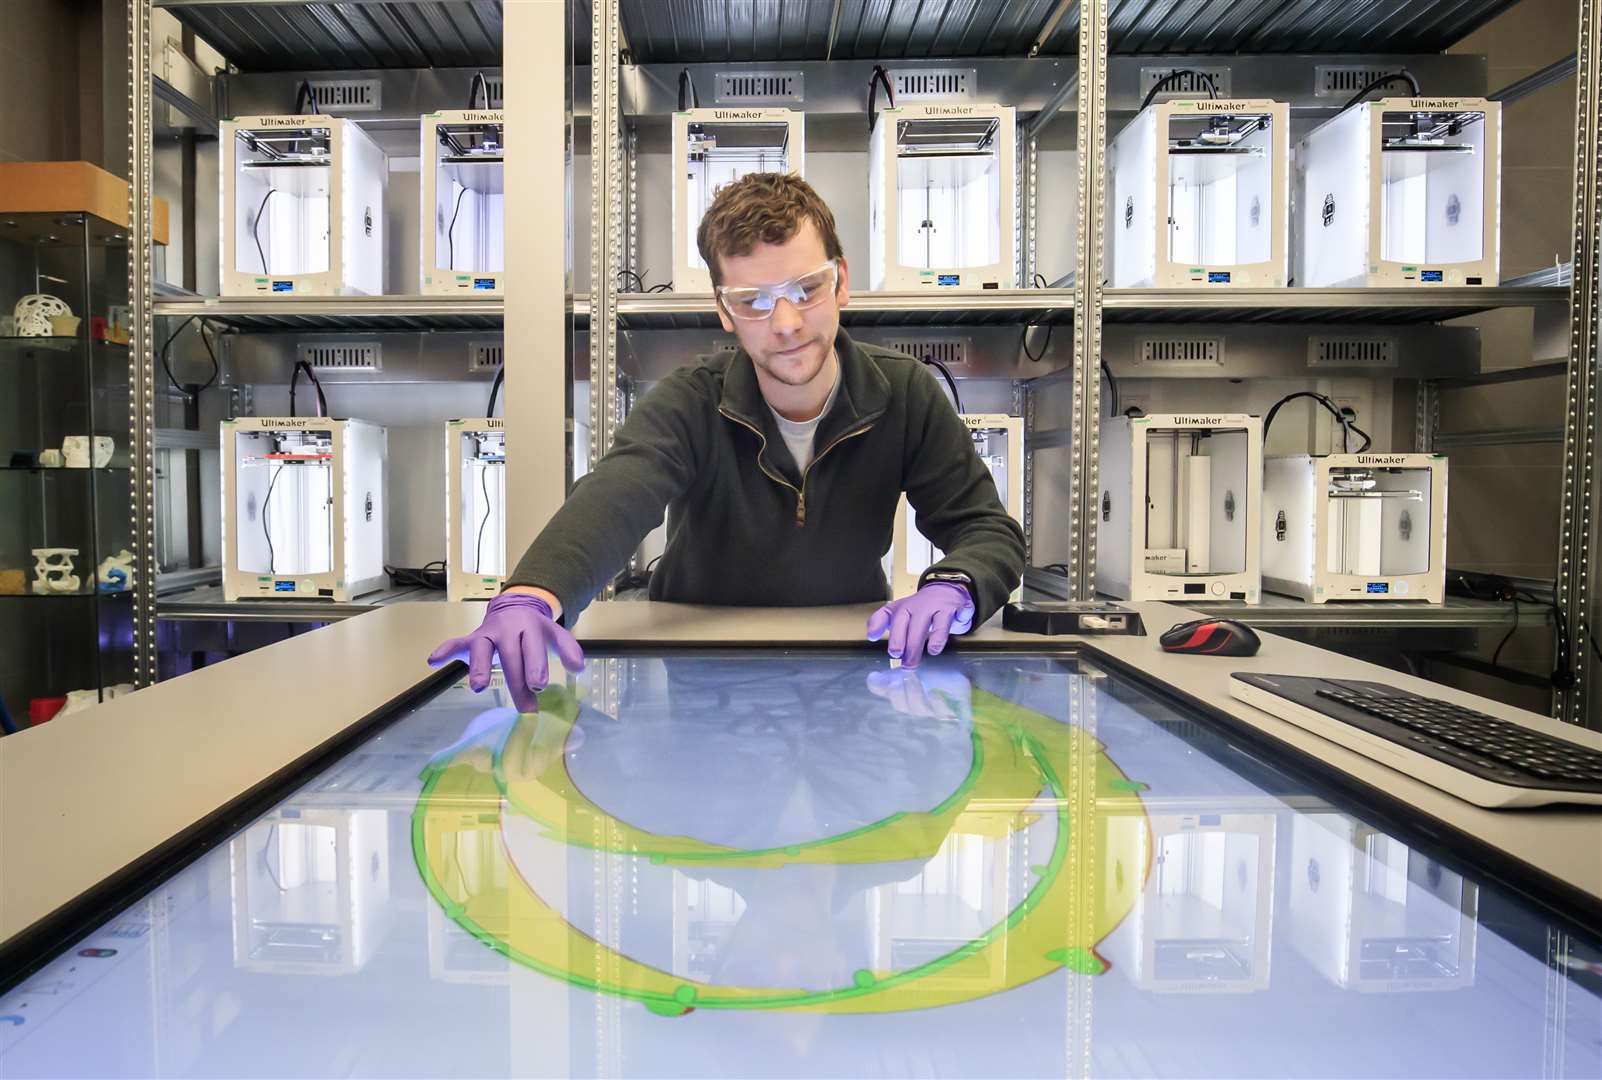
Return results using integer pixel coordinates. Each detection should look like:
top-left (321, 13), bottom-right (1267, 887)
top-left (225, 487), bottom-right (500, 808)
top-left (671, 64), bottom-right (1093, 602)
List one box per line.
top-left (229, 809), bottom-right (390, 975)
top-left (1109, 807), bottom-right (1276, 992)
top-left (1289, 814), bottom-right (1478, 992)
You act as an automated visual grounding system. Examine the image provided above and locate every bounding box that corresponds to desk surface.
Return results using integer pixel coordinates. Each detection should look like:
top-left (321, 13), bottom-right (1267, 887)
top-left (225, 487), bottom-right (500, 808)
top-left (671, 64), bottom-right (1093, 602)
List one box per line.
top-left (3, 600), bottom-right (1600, 949)
top-left (2, 603), bottom-right (1601, 1077)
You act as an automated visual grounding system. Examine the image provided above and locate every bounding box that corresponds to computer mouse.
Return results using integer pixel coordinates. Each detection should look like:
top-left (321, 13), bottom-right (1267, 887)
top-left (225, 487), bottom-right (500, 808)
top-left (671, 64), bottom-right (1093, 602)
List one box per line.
top-left (1159, 618), bottom-right (1261, 657)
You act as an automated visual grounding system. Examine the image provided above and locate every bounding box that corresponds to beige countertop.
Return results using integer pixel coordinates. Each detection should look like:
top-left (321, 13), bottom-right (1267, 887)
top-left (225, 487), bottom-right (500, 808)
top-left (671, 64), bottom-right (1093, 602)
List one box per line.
top-left (3, 599), bottom-right (1599, 953)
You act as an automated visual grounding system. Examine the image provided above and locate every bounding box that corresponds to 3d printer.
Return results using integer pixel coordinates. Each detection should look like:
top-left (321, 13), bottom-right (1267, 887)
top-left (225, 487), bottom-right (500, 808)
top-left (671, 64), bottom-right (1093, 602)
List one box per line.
top-left (220, 114), bottom-right (387, 296)
top-left (869, 102), bottom-right (1016, 291)
top-left (1108, 99), bottom-right (1290, 287)
top-left (672, 107), bottom-right (805, 294)
top-left (889, 414), bottom-right (1023, 598)
top-left (1297, 96), bottom-right (1501, 287)
top-left (221, 416), bottom-right (387, 602)
top-left (1262, 453), bottom-right (1447, 603)
top-left (1097, 413), bottom-right (1263, 603)
top-left (446, 418), bottom-right (507, 601)
top-left (421, 109), bottom-right (506, 295)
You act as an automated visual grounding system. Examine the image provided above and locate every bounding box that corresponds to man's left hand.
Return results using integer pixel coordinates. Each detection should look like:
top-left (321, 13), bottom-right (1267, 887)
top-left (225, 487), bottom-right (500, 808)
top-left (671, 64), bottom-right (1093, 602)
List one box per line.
top-left (865, 582), bottom-right (975, 667)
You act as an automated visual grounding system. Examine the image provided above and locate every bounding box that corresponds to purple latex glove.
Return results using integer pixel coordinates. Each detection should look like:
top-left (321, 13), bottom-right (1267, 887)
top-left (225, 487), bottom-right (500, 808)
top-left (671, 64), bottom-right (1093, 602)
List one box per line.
top-left (427, 593), bottom-right (585, 713)
top-left (865, 582), bottom-right (975, 668)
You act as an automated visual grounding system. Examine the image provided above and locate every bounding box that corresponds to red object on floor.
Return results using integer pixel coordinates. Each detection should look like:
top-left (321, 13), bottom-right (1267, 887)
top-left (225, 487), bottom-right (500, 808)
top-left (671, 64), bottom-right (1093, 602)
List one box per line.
top-left (28, 697), bottom-right (66, 726)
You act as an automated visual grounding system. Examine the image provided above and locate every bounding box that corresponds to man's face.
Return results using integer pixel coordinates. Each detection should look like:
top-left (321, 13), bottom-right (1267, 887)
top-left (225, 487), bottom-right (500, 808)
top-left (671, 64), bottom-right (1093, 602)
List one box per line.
top-left (713, 219), bottom-right (850, 390)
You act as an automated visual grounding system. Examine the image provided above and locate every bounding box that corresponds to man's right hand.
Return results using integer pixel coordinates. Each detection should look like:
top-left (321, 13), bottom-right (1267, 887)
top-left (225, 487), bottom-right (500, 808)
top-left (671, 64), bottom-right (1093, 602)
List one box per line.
top-left (427, 591), bottom-right (585, 713)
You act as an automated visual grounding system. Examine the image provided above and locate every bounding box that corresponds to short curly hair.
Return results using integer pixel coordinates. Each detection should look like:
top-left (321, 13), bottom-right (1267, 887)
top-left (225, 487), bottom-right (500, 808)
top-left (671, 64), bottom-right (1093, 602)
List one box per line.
top-left (695, 172), bottom-right (845, 286)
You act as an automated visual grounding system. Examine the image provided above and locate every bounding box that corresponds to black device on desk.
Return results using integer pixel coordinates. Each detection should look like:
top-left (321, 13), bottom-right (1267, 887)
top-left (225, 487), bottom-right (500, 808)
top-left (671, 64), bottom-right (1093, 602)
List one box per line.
top-left (1002, 601), bottom-right (1144, 635)
top-left (1231, 673), bottom-right (1602, 808)
top-left (1160, 618), bottom-right (1261, 656)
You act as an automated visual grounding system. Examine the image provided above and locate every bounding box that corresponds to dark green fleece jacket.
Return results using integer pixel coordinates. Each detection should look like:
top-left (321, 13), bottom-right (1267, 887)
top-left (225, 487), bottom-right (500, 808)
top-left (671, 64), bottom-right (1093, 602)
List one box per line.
top-left (505, 329), bottom-right (1025, 623)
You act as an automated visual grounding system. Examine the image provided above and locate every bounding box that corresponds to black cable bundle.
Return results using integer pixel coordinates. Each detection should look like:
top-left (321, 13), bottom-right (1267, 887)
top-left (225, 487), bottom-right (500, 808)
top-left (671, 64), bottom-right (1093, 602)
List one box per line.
top-left (1340, 70), bottom-right (1421, 113)
top-left (159, 316), bottom-right (221, 399)
top-left (1261, 391), bottom-right (1372, 453)
top-left (867, 64), bottom-right (895, 133)
top-left (920, 357), bottom-right (963, 413)
top-left (487, 365), bottom-right (505, 417)
top-left (386, 562), bottom-right (448, 590)
top-left (288, 360), bottom-right (329, 418)
top-left (1450, 573), bottom-right (1575, 690)
top-left (677, 68), bottom-right (700, 111)
top-left (1140, 69), bottom-right (1219, 111)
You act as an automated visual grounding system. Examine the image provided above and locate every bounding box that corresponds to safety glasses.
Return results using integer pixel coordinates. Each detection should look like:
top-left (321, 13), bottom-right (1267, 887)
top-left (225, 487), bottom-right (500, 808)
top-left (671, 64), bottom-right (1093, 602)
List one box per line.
top-left (715, 261), bottom-right (840, 321)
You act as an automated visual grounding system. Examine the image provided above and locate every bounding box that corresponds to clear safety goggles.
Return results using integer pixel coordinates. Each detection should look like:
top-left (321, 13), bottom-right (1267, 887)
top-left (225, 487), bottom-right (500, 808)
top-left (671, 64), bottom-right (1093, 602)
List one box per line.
top-left (715, 261), bottom-right (840, 321)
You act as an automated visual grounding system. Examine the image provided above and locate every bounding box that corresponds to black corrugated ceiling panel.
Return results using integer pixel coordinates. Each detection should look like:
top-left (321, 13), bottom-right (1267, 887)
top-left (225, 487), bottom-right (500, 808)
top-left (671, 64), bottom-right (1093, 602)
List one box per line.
top-left (609, 0), bottom-right (1077, 63)
top-left (1107, 0), bottom-right (1521, 54)
top-left (588, 0), bottom-right (1518, 63)
top-left (161, 1), bottom-right (503, 71)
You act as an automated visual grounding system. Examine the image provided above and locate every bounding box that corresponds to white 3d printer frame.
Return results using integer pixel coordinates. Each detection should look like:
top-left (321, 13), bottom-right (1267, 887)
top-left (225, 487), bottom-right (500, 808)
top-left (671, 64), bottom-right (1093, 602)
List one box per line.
top-left (1262, 453), bottom-right (1448, 603)
top-left (672, 107), bottom-right (805, 294)
top-left (1108, 99), bottom-right (1290, 288)
top-left (869, 103), bottom-right (1017, 291)
top-left (446, 418), bottom-right (507, 601)
top-left (421, 110), bottom-right (506, 296)
top-left (889, 413), bottom-right (1024, 597)
top-left (221, 416), bottom-right (388, 602)
top-left (220, 115), bottom-right (387, 297)
top-left (1097, 413), bottom-right (1263, 603)
top-left (1296, 96), bottom-right (1502, 288)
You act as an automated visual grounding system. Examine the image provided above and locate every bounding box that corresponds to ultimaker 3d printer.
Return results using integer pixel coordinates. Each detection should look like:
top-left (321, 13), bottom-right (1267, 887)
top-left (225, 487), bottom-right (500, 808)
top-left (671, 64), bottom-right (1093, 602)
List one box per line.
top-left (221, 115), bottom-right (387, 296)
top-left (421, 109), bottom-right (506, 295)
top-left (222, 417), bottom-right (387, 601)
top-left (869, 103), bottom-right (1016, 291)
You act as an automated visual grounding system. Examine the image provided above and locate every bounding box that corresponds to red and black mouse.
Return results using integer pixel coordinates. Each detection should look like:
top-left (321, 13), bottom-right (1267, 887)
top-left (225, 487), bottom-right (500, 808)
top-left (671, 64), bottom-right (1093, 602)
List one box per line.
top-left (1159, 618), bottom-right (1261, 657)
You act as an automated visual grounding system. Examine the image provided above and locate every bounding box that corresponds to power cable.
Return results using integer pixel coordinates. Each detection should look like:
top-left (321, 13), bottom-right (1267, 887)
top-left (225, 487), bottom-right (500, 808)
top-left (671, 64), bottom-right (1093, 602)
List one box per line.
top-left (252, 189), bottom-right (278, 276)
top-left (1340, 70), bottom-right (1421, 113)
top-left (1140, 69), bottom-right (1219, 111)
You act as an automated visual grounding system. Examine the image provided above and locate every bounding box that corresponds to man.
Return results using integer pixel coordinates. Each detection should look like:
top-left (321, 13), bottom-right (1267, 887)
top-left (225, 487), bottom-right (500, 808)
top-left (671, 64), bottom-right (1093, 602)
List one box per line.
top-left (430, 173), bottom-right (1025, 712)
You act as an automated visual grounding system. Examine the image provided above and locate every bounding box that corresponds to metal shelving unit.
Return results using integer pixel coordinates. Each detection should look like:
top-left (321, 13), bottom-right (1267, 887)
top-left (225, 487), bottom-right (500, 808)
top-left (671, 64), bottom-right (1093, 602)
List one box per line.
top-left (155, 582), bottom-right (444, 622)
top-left (129, 0), bottom-right (533, 643)
top-left (575, 0), bottom-right (1595, 719)
top-left (1021, 569), bottom-right (1553, 630)
top-left (124, 0), bottom-right (1602, 724)
top-left (609, 287), bottom-right (1565, 330)
top-left (152, 295), bottom-right (506, 332)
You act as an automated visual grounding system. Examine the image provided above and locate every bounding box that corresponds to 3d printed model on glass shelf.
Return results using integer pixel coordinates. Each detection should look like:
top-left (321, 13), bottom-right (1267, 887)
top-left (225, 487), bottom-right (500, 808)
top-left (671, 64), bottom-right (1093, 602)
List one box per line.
top-left (866, 67), bottom-right (1015, 291)
top-left (1107, 74), bottom-right (1289, 288)
top-left (1097, 413), bottom-right (1263, 604)
top-left (1106, 804), bottom-right (1277, 993)
top-left (446, 417), bottom-right (506, 601)
top-left (221, 87), bottom-right (387, 297)
top-left (673, 71), bottom-right (805, 295)
top-left (1296, 73), bottom-right (1501, 287)
top-left (1259, 393), bottom-right (1448, 604)
top-left (221, 383), bottom-right (388, 602)
top-left (422, 73), bottom-right (505, 296)
top-left (888, 413), bottom-right (1023, 599)
top-left (1288, 814), bottom-right (1478, 992)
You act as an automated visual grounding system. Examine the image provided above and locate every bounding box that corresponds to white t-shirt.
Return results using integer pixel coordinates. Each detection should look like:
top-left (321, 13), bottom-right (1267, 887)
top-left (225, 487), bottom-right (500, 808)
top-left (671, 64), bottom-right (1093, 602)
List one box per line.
top-left (768, 373), bottom-right (841, 474)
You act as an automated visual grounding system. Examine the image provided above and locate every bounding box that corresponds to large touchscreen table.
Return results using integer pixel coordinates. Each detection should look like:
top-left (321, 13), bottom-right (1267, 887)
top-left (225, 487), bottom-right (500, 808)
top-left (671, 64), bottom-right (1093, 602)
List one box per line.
top-left (3, 651), bottom-right (1599, 1077)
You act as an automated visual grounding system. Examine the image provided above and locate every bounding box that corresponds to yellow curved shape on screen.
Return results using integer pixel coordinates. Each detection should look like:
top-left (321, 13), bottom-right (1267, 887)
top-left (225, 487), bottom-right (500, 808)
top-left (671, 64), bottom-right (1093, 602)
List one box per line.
top-left (414, 685), bottom-right (1150, 1015)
